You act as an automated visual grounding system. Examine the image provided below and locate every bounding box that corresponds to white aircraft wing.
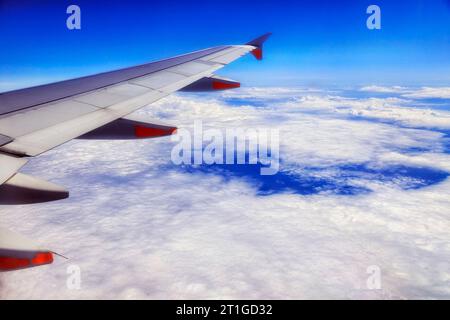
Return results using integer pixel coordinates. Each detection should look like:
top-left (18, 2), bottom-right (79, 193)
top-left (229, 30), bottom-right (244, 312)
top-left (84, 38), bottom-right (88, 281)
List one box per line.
top-left (0, 33), bottom-right (271, 271)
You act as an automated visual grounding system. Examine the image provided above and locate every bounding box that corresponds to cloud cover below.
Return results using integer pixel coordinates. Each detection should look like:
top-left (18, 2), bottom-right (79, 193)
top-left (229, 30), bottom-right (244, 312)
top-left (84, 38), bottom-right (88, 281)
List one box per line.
top-left (0, 86), bottom-right (450, 299)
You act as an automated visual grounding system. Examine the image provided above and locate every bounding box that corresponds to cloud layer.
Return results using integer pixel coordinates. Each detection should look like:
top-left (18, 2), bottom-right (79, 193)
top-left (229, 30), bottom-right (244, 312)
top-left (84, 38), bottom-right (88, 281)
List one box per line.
top-left (360, 85), bottom-right (450, 99)
top-left (1, 86), bottom-right (449, 299)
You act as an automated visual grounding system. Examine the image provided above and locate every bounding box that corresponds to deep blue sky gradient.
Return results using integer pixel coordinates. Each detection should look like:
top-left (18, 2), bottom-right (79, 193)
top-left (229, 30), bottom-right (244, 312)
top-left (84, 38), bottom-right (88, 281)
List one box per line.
top-left (0, 0), bottom-right (449, 91)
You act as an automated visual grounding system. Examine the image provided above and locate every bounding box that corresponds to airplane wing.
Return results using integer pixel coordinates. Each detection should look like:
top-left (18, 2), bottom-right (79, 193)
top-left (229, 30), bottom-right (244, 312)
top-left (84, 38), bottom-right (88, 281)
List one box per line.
top-left (0, 33), bottom-right (271, 271)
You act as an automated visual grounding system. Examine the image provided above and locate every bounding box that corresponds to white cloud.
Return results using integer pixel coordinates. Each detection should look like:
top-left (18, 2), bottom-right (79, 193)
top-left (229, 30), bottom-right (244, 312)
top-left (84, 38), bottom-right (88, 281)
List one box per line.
top-left (276, 94), bottom-right (450, 130)
top-left (402, 87), bottom-right (450, 99)
top-left (1, 87), bottom-right (449, 299)
top-left (360, 85), bottom-right (450, 99)
top-left (360, 85), bottom-right (408, 93)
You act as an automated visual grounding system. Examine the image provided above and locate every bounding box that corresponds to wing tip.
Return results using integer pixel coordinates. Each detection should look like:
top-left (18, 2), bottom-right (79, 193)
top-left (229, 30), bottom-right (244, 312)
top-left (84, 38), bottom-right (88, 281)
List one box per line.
top-left (246, 33), bottom-right (272, 60)
top-left (246, 32), bottom-right (272, 48)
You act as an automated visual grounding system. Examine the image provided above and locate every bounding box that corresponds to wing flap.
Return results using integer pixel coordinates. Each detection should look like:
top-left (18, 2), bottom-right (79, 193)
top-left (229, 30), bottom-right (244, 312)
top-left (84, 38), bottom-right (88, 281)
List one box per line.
top-left (0, 90), bottom-right (165, 156)
top-left (73, 89), bottom-right (131, 108)
top-left (129, 71), bottom-right (186, 90)
top-left (167, 60), bottom-right (219, 76)
top-left (206, 46), bottom-right (251, 64)
top-left (0, 100), bottom-right (99, 138)
top-left (200, 47), bottom-right (240, 63)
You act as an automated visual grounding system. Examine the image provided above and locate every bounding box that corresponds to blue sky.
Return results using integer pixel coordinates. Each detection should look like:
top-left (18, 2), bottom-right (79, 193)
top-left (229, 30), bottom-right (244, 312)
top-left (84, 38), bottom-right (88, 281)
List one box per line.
top-left (0, 0), bottom-right (449, 91)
